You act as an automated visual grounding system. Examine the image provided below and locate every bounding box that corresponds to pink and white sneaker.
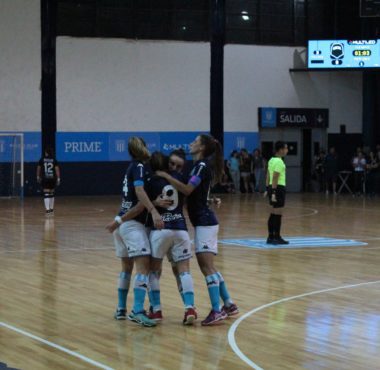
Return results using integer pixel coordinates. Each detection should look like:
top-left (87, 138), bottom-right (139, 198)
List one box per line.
top-left (183, 307), bottom-right (198, 326)
top-left (222, 303), bottom-right (239, 317)
top-left (201, 309), bottom-right (228, 326)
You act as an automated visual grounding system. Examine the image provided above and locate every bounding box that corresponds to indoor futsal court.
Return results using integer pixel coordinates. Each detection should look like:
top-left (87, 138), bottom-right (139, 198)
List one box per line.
top-left (2, 1), bottom-right (380, 370)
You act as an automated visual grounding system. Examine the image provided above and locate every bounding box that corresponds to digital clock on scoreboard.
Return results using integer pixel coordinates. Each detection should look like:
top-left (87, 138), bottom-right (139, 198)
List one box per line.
top-left (308, 39), bottom-right (380, 69)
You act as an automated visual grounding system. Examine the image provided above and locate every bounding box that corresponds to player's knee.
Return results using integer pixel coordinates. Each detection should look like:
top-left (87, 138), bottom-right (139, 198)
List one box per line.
top-left (121, 257), bottom-right (134, 273)
top-left (197, 260), bottom-right (214, 276)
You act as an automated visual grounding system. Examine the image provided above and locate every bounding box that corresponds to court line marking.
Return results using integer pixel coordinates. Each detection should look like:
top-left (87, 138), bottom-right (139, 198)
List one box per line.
top-left (0, 246), bottom-right (114, 254)
top-left (228, 279), bottom-right (380, 370)
top-left (0, 322), bottom-right (114, 370)
top-left (220, 237), bottom-right (367, 249)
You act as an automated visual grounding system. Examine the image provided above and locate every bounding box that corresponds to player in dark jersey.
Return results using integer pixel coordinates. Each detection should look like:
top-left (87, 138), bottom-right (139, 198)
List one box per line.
top-left (105, 137), bottom-right (163, 327)
top-left (145, 151), bottom-right (197, 325)
top-left (36, 147), bottom-right (60, 214)
top-left (157, 134), bottom-right (239, 326)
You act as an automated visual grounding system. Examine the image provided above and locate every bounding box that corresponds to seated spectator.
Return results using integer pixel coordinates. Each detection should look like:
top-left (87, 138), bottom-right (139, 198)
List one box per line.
top-left (211, 173), bottom-right (235, 194)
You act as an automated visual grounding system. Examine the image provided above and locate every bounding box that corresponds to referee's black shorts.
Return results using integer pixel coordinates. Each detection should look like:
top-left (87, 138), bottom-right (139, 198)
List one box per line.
top-left (268, 185), bottom-right (286, 208)
top-left (41, 178), bottom-right (56, 190)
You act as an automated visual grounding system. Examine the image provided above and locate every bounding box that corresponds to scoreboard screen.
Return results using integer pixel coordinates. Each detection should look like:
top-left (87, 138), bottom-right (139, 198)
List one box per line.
top-left (360, 0), bottom-right (380, 17)
top-left (308, 39), bottom-right (380, 69)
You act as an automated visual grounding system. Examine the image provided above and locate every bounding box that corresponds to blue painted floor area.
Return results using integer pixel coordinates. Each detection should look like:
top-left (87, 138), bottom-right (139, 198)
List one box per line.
top-left (219, 237), bottom-right (368, 249)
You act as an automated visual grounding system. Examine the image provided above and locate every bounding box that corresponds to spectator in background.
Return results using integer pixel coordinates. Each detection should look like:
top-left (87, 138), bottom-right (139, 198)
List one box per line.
top-left (366, 151), bottom-right (379, 196)
top-left (324, 147), bottom-right (339, 195)
top-left (239, 149), bottom-right (252, 193)
top-left (314, 150), bottom-right (326, 192)
top-left (352, 151), bottom-right (367, 195)
top-left (251, 149), bottom-right (265, 193)
top-left (211, 173), bottom-right (235, 194)
top-left (227, 150), bottom-right (240, 193)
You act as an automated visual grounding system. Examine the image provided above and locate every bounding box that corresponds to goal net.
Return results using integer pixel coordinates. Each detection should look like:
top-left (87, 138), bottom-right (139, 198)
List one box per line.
top-left (0, 133), bottom-right (24, 198)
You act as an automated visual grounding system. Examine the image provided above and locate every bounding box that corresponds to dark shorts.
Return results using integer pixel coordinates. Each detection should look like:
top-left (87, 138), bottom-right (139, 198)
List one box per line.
top-left (42, 178), bottom-right (56, 190)
top-left (325, 173), bottom-right (337, 182)
top-left (268, 185), bottom-right (286, 208)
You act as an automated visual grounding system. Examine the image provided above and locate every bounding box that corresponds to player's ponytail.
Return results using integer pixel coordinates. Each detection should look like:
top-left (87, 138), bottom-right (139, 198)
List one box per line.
top-left (128, 137), bottom-right (150, 162)
top-left (199, 134), bottom-right (224, 185)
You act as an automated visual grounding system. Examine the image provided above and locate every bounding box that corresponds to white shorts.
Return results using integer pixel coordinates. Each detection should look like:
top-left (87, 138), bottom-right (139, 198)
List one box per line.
top-left (113, 220), bottom-right (151, 258)
top-left (194, 225), bottom-right (219, 255)
top-left (150, 229), bottom-right (192, 263)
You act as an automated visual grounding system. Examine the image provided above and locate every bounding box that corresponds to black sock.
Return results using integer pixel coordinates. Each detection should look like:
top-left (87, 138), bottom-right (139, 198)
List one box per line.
top-left (273, 214), bottom-right (282, 238)
top-left (277, 215), bottom-right (282, 237)
top-left (267, 214), bottom-right (275, 238)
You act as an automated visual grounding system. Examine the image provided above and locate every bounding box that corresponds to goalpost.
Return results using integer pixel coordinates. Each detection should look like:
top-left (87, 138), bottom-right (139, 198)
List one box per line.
top-left (0, 133), bottom-right (24, 199)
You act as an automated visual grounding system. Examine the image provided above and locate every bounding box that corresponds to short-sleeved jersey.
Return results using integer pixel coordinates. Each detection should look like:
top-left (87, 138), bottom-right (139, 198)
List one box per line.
top-left (187, 160), bottom-right (218, 227)
top-left (118, 160), bottom-right (147, 224)
top-left (38, 157), bottom-right (58, 179)
top-left (146, 171), bottom-right (187, 231)
top-left (268, 157), bottom-right (286, 186)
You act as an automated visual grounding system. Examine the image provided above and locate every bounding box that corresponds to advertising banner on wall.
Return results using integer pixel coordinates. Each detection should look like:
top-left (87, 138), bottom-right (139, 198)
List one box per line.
top-left (0, 132), bottom-right (41, 162)
top-left (1, 131), bottom-right (261, 162)
top-left (259, 108), bottom-right (329, 129)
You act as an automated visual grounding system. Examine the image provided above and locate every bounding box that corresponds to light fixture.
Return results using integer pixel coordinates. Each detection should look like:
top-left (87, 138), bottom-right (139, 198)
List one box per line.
top-left (241, 11), bottom-right (250, 21)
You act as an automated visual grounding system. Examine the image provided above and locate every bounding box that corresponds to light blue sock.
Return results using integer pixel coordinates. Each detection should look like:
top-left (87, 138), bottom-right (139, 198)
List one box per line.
top-left (117, 271), bottom-right (131, 309)
top-left (205, 273), bottom-right (220, 312)
top-left (148, 271), bottom-right (161, 312)
top-left (217, 271), bottom-right (233, 307)
top-left (133, 273), bottom-right (149, 314)
top-left (180, 272), bottom-right (194, 308)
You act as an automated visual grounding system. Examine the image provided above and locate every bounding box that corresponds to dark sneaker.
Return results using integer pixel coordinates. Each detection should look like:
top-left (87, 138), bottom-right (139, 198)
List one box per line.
top-left (222, 303), bottom-right (239, 317)
top-left (272, 237), bottom-right (289, 245)
top-left (183, 307), bottom-right (197, 326)
top-left (201, 310), bottom-right (227, 326)
top-left (266, 237), bottom-right (274, 244)
top-left (114, 308), bottom-right (127, 320)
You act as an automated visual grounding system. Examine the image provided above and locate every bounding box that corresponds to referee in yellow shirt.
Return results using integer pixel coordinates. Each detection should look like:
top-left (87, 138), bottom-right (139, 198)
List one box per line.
top-left (266, 141), bottom-right (289, 245)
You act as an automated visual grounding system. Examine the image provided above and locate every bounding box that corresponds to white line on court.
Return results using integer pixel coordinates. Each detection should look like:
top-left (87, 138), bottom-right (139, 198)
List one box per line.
top-left (0, 322), bottom-right (114, 370)
top-left (228, 280), bottom-right (380, 370)
top-left (284, 206), bottom-right (319, 219)
top-left (0, 246), bottom-right (114, 254)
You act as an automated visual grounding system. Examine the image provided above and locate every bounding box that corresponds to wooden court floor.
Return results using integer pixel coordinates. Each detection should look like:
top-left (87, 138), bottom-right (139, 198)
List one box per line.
top-left (1, 193), bottom-right (380, 370)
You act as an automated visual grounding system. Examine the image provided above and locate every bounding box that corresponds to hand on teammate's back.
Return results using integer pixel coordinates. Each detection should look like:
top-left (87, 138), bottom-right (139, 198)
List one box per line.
top-left (154, 195), bottom-right (173, 209)
top-left (155, 171), bottom-right (168, 179)
top-left (151, 209), bottom-right (164, 230)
